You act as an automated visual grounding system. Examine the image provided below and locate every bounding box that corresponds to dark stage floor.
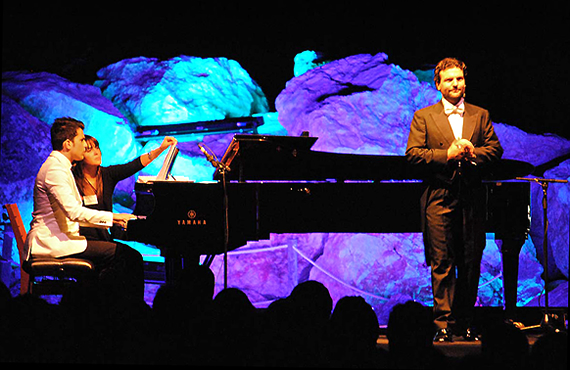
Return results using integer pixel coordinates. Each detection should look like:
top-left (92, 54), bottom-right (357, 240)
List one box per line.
top-left (377, 330), bottom-right (543, 359)
top-left (377, 306), bottom-right (567, 359)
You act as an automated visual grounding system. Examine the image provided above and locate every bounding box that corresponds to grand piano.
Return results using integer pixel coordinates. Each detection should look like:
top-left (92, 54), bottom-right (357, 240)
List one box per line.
top-left (127, 134), bottom-right (533, 316)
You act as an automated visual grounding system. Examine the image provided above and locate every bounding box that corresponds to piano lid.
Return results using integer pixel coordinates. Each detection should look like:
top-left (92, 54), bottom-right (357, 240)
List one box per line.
top-left (213, 134), bottom-right (415, 181)
top-left (216, 134), bottom-right (317, 172)
top-left (213, 134), bottom-right (534, 182)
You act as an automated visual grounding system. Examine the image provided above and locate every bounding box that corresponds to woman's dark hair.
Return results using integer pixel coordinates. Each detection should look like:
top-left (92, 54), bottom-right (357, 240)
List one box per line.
top-left (72, 135), bottom-right (103, 198)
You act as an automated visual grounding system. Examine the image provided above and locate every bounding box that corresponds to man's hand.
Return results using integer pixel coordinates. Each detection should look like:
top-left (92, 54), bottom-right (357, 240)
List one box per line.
top-left (113, 213), bottom-right (137, 229)
top-left (447, 139), bottom-right (476, 162)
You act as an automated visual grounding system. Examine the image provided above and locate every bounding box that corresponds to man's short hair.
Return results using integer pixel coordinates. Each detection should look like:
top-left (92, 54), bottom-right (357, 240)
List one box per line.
top-left (51, 117), bottom-right (85, 150)
top-left (434, 57), bottom-right (467, 85)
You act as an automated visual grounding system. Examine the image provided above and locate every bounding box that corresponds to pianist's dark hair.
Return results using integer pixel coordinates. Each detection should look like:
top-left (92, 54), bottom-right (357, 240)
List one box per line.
top-left (434, 57), bottom-right (467, 86)
top-left (51, 117), bottom-right (85, 150)
top-left (72, 135), bottom-right (103, 199)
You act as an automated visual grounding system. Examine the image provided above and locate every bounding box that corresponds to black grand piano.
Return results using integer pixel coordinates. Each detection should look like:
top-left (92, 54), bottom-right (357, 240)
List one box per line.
top-left (127, 134), bottom-right (533, 316)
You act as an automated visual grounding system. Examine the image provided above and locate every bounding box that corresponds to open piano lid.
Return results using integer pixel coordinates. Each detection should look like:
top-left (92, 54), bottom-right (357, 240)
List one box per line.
top-left (213, 134), bottom-right (415, 181)
top-left (213, 134), bottom-right (535, 182)
top-left (214, 134), bottom-right (317, 181)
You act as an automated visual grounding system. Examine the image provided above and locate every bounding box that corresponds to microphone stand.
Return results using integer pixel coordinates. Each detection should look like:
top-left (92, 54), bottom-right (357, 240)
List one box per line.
top-left (516, 177), bottom-right (567, 333)
top-left (199, 143), bottom-right (231, 289)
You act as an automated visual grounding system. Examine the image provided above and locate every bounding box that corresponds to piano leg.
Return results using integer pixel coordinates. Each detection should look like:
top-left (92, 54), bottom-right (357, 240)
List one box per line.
top-left (164, 257), bottom-right (183, 283)
top-left (164, 254), bottom-right (202, 283)
top-left (496, 238), bottom-right (525, 321)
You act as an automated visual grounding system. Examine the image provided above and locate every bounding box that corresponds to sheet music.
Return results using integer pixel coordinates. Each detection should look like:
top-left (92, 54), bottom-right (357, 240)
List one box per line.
top-left (137, 145), bottom-right (192, 183)
top-left (156, 145), bottom-right (179, 181)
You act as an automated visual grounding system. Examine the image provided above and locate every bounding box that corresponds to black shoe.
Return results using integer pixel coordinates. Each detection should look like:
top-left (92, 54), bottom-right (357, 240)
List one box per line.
top-left (433, 328), bottom-right (453, 342)
top-left (463, 327), bottom-right (480, 342)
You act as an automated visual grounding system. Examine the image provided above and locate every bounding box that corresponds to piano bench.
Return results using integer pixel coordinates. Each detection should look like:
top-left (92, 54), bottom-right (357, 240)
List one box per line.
top-left (22, 258), bottom-right (96, 295)
top-left (24, 257), bottom-right (95, 276)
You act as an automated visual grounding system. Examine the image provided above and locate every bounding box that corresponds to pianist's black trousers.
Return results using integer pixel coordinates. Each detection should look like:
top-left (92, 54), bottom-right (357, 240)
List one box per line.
top-left (67, 240), bottom-right (145, 301)
top-left (424, 182), bottom-right (486, 332)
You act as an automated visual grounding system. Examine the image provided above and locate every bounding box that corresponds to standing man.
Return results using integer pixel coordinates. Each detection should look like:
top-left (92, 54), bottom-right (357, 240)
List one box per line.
top-left (24, 117), bottom-right (144, 300)
top-left (406, 58), bottom-right (503, 342)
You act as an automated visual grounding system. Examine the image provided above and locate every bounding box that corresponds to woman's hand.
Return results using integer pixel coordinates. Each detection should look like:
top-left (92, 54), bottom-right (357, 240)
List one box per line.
top-left (142, 136), bottom-right (178, 166)
top-left (159, 136), bottom-right (178, 150)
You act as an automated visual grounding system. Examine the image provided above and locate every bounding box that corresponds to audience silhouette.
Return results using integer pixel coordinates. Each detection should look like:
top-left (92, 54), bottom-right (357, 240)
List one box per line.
top-left (204, 287), bottom-right (258, 366)
top-left (529, 331), bottom-right (567, 370)
top-left (387, 300), bottom-right (448, 369)
top-left (328, 295), bottom-right (388, 368)
top-left (255, 280), bottom-right (333, 367)
top-left (0, 269), bottom-right (567, 367)
top-left (457, 317), bottom-right (530, 370)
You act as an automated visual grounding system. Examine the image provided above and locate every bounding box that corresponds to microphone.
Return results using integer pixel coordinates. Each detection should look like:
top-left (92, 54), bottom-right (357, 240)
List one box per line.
top-left (198, 143), bottom-right (230, 172)
top-left (198, 143), bottom-right (217, 164)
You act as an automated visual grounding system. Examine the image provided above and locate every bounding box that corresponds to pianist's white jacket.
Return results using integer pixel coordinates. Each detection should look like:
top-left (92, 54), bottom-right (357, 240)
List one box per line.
top-left (24, 151), bottom-right (114, 260)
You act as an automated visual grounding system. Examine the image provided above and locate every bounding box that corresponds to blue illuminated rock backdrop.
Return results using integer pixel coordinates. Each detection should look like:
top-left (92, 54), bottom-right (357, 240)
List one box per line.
top-left (1, 53), bottom-right (568, 324)
top-left (94, 56), bottom-right (269, 127)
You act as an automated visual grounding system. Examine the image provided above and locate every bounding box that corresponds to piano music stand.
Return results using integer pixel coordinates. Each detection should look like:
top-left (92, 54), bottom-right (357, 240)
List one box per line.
top-left (516, 177), bottom-right (568, 333)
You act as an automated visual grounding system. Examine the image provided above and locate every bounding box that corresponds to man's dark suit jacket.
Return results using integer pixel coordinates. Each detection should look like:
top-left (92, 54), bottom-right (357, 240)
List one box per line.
top-left (406, 100), bottom-right (503, 263)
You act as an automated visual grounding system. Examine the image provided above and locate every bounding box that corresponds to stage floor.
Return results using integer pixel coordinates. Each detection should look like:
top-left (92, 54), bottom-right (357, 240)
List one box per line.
top-left (376, 306), bottom-right (567, 359)
top-left (376, 331), bottom-right (543, 359)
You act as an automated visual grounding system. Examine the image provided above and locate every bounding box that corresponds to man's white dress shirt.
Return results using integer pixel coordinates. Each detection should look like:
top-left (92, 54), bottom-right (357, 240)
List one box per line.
top-left (442, 97), bottom-right (465, 140)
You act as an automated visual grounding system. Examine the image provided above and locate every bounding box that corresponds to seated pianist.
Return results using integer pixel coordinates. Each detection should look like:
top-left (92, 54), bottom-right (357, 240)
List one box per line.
top-left (25, 117), bottom-right (153, 301)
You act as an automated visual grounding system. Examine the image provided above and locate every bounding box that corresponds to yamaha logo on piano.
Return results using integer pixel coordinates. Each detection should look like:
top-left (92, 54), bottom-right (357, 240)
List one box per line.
top-left (177, 210), bottom-right (207, 226)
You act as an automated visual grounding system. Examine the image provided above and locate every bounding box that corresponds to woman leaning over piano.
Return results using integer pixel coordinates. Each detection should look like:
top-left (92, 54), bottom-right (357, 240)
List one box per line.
top-left (72, 135), bottom-right (177, 241)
